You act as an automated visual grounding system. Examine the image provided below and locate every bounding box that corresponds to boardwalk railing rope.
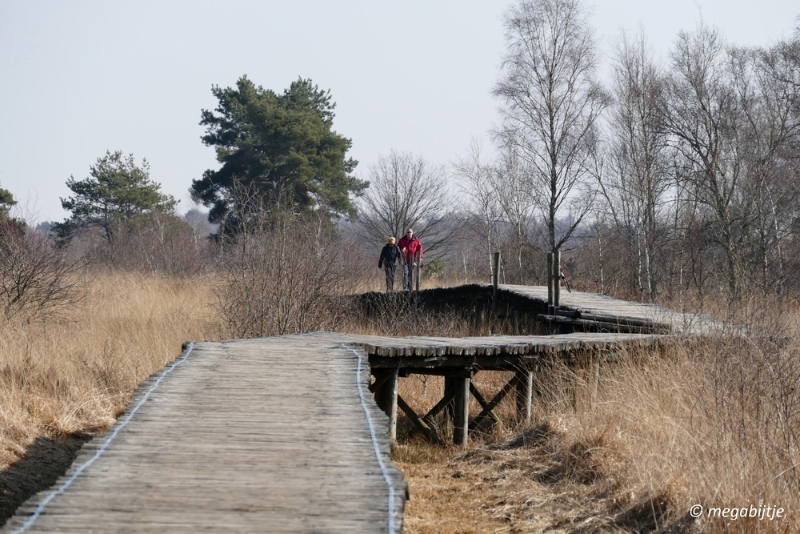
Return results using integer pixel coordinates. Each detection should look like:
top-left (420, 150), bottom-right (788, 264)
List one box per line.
top-left (13, 342), bottom-right (196, 534)
top-left (343, 343), bottom-right (397, 534)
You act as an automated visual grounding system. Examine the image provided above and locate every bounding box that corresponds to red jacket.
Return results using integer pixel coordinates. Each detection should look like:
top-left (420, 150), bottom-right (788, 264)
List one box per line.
top-left (397, 235), bottom-right (423, 261)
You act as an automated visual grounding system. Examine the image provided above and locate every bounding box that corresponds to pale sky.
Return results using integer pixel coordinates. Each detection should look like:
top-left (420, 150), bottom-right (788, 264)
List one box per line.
top-left (1, 0), bottom-right (797, 223)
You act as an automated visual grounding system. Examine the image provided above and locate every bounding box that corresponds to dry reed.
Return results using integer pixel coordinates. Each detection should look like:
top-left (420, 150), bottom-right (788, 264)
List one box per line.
top-left (0, 273), bottom-right (221, 469)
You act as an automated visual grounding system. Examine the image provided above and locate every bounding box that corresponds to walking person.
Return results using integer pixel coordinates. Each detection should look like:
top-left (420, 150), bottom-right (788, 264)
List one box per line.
top-left (397, 228), bottom-right (423, 291)
top-left (378, 237), bottom-right (401, 292)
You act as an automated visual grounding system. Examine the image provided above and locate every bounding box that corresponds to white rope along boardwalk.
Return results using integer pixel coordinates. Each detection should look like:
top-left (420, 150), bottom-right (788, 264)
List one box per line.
top-left (3, 337), bottom-right (406, 533)
top-left (10, 343), bottom-right (197, 534)
top-left (345, 344), bottom-right (397, 534)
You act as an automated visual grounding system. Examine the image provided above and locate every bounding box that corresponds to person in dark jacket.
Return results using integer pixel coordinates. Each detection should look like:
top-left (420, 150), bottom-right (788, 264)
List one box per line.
top-left (378, 237), bottom-right (402, 292)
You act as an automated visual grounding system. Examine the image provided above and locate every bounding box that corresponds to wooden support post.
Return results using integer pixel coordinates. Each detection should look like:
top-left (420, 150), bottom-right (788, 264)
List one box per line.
top-left (515, 369), bottom-right (533, 423)
top-left (547, 252), bottom-right (554, 306)
top-left (553, 249), bottom-right (561, 307)
top-left (492, 252), bottom-right (500, 314)
top-left (453, 375), bottom-right (470, 446)
top-left (444, 375), bottom-right (458, 439)
top-left (415, 259), bottom-right (420, 293)
top-left (373, 369), bottom-right (398, 442)
top-left (592, 360), bottom-right (600, 408)
top-left (386, 370), bottom-right (399, 442)
top-left (443, 376), bottom-right (456, 421)
top-left (595, 361), bottom-right (601, 391)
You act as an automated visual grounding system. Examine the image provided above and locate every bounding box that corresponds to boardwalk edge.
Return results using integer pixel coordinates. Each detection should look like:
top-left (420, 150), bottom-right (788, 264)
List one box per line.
top-left (1, 343), bottom-right (196, 532)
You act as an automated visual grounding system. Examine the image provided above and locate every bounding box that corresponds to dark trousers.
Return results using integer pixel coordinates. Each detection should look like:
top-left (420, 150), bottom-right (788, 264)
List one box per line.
top-left (384, 265), bottom-right (396, 292)
top-left (402, 258), bottom-right (414, 291)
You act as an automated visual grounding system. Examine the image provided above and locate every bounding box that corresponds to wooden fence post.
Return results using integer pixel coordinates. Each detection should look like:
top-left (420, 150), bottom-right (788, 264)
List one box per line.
top-left (553, 249), bottom-right (561, 307)
top-left (492, 252), bottom-right (500, 314)
top-left (547, 253), bottom-right (554, 307)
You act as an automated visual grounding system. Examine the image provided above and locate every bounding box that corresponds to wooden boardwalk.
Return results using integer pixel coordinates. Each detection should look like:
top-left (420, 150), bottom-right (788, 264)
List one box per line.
top-left (3, 336), bottom-right (407, 533)
top-left (499, 284), bottom-right (722, 334)
top-left (4, 284), bottom-right (715, 532)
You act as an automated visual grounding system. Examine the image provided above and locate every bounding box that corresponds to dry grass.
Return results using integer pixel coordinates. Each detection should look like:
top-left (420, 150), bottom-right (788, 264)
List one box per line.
top-left (0, 272), bottom-right (221, 469)
top-left (2, 272), bottom-right (799, 533)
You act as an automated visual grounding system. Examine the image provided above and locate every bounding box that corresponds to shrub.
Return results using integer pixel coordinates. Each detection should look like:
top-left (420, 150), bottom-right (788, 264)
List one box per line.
top-left (217, 215), bottom-right (363, 338)
top-left (0, 220), bottom-right (81, 320)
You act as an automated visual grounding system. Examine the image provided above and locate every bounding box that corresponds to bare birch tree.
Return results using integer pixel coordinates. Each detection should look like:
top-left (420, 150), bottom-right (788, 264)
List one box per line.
top-left (729, 42), bottom-right (800, 295)
top-left (599, 30), bottom-right (670, 302)
top-left (494, 144), bottom-right (539, 280)
top-left (666, 23), bottom-right (750, 298)
top-left (452, 140), bottom-right (501, 277)
top-left (493, 0), bottom-right (607, 255)
top-left (453, 141), bottom-right (539, 282)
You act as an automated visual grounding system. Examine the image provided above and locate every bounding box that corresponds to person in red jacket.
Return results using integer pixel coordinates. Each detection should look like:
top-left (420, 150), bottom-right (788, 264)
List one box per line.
top-left (397, 228), bottom-right (423, 291)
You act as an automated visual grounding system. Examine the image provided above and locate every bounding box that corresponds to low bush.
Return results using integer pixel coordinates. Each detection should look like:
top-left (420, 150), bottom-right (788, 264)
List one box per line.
top-left (0, 220), bottom-right (81, 321)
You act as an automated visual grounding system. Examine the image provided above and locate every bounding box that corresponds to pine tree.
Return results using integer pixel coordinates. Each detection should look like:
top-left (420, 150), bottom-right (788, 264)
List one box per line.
top-left (56, 151), bottom-right (176, 243)
top-left (190, 76), bottom-right (366, 236)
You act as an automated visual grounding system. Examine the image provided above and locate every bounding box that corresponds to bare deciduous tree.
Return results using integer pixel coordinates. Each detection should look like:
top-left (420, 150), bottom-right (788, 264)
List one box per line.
top-left (358, 150), bottom-right (454, 254)
top-left (729, 42), bottom-right (800, 295)
top-left (493, 0), bottom-right (607, 254)
top-left (216, 187), bottom-right (363, 337)
top-left (666, 23), bottom-right (750, 298)
top-left (494, 145), bottom-right (539, 280)
top-left (598, 30), bottom-right (671, 302)
top-left (452, 140), bottom-right (501, 277)
top-left (453, 141), bottom-right (540, 283)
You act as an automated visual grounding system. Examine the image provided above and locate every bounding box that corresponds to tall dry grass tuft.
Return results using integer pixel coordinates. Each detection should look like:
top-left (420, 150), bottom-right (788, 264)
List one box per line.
top-left (339, 293), bottom-right (484, 338)
top-left (0, 273), bottom-right (221, 469)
